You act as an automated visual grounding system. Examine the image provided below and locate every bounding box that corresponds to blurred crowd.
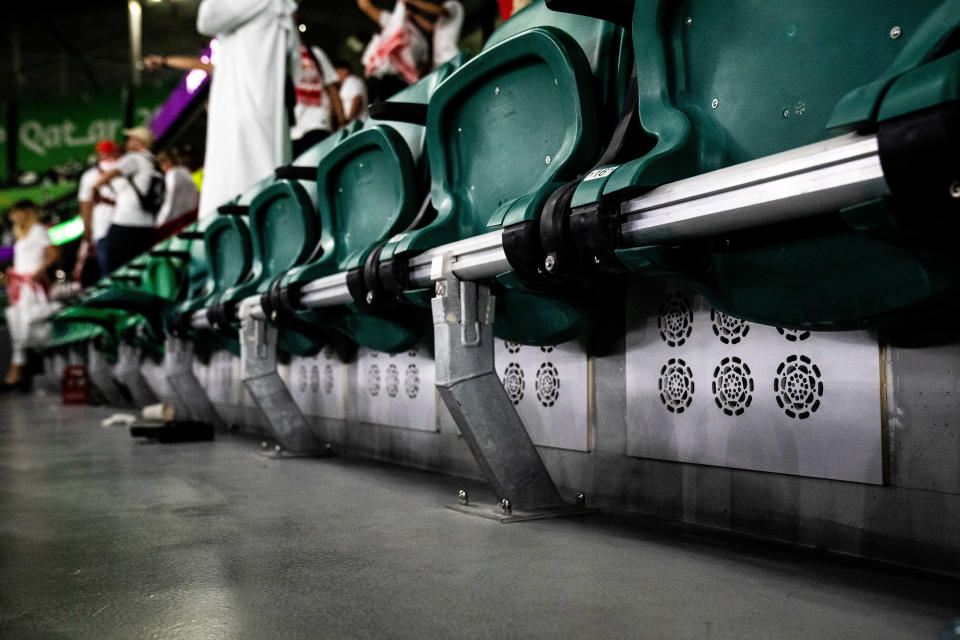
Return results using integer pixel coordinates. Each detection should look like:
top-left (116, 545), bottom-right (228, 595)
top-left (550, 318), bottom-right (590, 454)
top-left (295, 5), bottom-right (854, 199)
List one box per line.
top-left (1, 0), bottom-right (472, 387)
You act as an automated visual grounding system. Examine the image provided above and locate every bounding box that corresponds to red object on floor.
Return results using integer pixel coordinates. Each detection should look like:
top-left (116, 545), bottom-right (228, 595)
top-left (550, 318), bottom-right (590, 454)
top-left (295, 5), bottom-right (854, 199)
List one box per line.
top-left (62, 365), bottom-right (90, 404)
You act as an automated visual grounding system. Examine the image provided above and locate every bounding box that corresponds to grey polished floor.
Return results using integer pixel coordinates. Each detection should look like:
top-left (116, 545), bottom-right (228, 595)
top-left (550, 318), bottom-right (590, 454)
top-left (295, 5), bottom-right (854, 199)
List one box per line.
top-left (0, 394), bottom-right (957, 639)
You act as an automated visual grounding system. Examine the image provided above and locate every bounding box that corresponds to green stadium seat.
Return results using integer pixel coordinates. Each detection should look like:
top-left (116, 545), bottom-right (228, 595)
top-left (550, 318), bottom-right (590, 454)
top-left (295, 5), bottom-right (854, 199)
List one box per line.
top-left (273, 57), bottom-right (466, 353)
top-left (375, 1), bottom-right (632, 345)
top-left (549, 0), bottom-right (960, 331)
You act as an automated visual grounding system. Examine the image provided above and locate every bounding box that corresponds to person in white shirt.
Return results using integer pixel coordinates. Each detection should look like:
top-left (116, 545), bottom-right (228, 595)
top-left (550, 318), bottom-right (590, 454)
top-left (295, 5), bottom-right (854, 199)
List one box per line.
top-left (358, 0), bottom-right (430, 103)
top-left (4, 200), bottom-right (59, 386)
top-left (77, 139), bottom-right (121, 277)
top-left (196, 0), bottom-right (299, 218)
top-left (291, 42), bottom-right (345, 156)
top-left (402, 0), bottom-right (463, 68)
top-left (334, 59), bottom-right (369, 124)
top-left (430, 0), bottom-right (463, 67)
top-left (92, 126), bottom-right (161, 273)
top-left (155, 151), bottom-right (200, 228)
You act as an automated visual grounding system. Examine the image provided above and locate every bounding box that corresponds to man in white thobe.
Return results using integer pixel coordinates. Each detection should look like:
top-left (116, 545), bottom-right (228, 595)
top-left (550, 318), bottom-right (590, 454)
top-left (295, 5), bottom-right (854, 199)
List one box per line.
top-left (196, 0), bottom-right (299, 218)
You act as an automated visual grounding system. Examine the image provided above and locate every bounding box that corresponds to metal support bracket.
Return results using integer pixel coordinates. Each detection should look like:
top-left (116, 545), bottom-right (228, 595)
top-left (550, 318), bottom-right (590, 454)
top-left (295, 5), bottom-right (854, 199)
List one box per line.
top-left (87, 343), bottom-right (131, 407)
top-left (239, 301), bottom-right (333, 457)
top-left (112, 343), bottom-right (159, 407)
top-left (164, 336), bottom-right (225, 429)
top-left (431, 260), bottom-right (590, 521)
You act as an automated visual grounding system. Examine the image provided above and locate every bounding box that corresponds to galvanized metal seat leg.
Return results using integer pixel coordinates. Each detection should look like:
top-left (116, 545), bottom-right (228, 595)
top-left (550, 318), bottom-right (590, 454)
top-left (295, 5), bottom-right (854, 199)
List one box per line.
top-left (87, 343), bottom-right (131, 407)
top-left (164, 336), bottom-right (225, 429)
top-left (239, 306), bottom-right (333, 457)
top-left (113, 343), bottom-right (159, 407)
top-left (433, 266), bottom-right (590, 522)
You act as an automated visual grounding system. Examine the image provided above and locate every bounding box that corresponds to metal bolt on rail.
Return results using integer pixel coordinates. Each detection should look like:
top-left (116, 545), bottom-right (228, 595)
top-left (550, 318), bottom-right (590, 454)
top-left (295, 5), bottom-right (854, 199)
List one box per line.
top-left (500, 498), bottom-right (512, 514)
top-left (576, 492), bottom-right (586, 506)
top-left (458, 489), bottom-right (469, 506)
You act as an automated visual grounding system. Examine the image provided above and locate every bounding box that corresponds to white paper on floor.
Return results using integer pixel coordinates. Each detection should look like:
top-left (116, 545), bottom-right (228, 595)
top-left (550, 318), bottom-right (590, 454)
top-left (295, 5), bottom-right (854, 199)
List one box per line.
top-left (493, 339), bottom-right (590, 452)
top-left (285, 346), bottom-right (347, 420)
top-left (354, 343), bottom-right (436, 431)
top-left (625, 278), bottom-right (883, 484)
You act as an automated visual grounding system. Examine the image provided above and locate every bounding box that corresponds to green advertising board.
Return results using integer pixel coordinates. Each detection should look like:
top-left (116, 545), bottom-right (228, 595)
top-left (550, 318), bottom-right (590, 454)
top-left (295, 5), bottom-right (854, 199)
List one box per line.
top-left (14, 81), bottom-right (175, 176)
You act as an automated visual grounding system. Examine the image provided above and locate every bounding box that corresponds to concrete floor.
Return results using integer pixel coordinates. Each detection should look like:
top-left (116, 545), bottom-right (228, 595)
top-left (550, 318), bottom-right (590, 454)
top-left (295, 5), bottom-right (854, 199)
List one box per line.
top-left (0, 394), bottom-right (957, 639)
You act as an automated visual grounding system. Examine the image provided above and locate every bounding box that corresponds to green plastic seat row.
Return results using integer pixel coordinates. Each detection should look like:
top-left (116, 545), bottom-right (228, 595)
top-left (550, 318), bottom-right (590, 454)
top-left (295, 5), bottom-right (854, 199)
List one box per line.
top-left (167, 1), bottom-right (630, 354)
top-left (273, 56), bottom-right (468, 353)
top-left (554, 0), bottom-right (960, 331)
top-left (68, 0), bottom-right (960, 357)
top-left (181, 59), bottom-right (464, 356)
top-left (83, 233), bottom-right (193, 344)
top-left (358, 1), bottom-right (633, 345)
top-left (165, 131), bottom-right (351, 356)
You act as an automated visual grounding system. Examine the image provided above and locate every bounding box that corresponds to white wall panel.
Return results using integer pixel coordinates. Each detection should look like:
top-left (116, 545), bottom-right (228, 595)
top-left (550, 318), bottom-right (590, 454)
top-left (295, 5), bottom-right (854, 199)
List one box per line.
top-left (286, 346), bottom-right (347, 420)
top-left (494, 339), bottom-right (590, 452)
top-left (625, 279), bottom-right (883, 484)
top-left (354, 343), bottom-right (437, 432)
top-left (626, 281), bottom-right (883, 483)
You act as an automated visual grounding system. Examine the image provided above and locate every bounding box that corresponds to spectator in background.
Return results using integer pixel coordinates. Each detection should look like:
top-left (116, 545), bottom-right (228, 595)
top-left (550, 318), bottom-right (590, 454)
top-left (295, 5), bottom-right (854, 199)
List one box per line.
top-left (359, 0), bottom-right (430, 103)
top-left (4, 200), bottom-right (59, 387)
top-left (291, 38), bottom-right (345, 157)
top-left (403, 0), bottom-right (463, 68)
top-left (333, 59), bottom-right (369, 124)
top-left (77, 140), bottom-right (121, 280)
top-left (92, 127), bottom-right (162, 273)
top-left (196, 0), bottom-right (299, 218)
top-left (424, 0), bottom-right (464, 68)
top-left (155, 151), bottom-right (200, 230)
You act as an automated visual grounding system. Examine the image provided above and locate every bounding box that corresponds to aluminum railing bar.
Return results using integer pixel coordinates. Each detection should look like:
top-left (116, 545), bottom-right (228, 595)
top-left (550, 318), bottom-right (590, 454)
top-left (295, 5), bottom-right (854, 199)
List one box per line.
top-left (618, 133), bottom-right (889, 245)
top-left (189, 133), bottom-right (890, 329)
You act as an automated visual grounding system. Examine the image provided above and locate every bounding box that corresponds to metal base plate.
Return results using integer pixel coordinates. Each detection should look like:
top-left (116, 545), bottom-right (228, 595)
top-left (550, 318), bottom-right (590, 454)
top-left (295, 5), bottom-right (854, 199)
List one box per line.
top-left (255, 441), bottom-right (337, 459)
top-left (446, 502), bottom-right (597, 523)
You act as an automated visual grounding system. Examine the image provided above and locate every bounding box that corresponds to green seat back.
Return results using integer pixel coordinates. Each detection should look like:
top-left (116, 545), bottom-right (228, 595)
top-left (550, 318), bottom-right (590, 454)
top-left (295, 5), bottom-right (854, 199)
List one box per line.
top-left (601, 0), bottom-right (957, 195)
top-left (203, 216), bottom-right (253, 297)
top-left (386, 6), bottom-right (627, 257)
top-left (285, 59), bottom-right (464, 284)
top-left (602, 0), bottom-right (960, 331)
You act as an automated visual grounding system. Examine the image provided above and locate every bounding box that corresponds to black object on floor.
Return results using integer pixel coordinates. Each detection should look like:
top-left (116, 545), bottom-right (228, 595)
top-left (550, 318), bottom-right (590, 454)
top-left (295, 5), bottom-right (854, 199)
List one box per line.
top-left (130, 420), bottom-right (215, 442)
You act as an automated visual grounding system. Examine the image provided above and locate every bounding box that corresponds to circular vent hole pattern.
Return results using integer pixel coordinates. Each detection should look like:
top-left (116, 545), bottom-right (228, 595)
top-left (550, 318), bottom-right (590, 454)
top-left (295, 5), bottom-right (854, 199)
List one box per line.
top-left (502, 362), bottom-right (525, 405)
top-left (774, 354), bottom-right (823, 419)
top-left (323, 364), bottom-right (334, 394)
top-left (367, 364), bottom-right (381, 397)
top-left (535, 362), bottom-right (560, 407)
top-left (712, 356), bottom-right (754, 416)
top-left (405, 364), bottom-right (420, 399)
top-left (385, 364), bottom-right (400, 398)
top-left (658, 358), bottom-right (694, 414)
top-left (659, 292), bottom-right (694, 347)
top-left (711, 308), bottom-right (750, 345)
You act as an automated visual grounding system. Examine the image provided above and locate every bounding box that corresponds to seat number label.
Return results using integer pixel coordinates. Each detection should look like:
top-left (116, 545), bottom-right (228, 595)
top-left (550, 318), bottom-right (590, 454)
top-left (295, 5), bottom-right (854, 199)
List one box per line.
top-left (584, 166), bottom-right (618, 181)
